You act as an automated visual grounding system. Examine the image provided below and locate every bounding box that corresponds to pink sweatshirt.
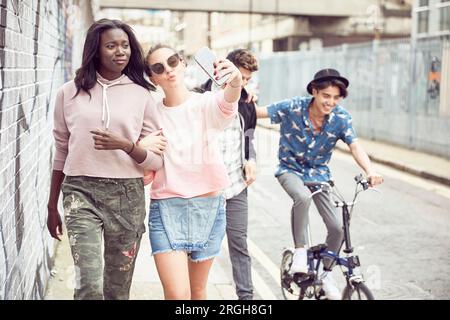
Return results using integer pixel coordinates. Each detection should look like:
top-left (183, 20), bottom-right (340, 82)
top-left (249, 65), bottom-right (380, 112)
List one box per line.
top-left (147, 91), bottom-right (238, 199)
top-left (53, 73), bottom-right (162, 178)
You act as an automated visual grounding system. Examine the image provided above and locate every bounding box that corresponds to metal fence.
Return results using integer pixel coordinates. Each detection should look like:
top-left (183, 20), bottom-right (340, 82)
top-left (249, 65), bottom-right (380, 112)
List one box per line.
top-left (258, 36), bottom-right (450, 158)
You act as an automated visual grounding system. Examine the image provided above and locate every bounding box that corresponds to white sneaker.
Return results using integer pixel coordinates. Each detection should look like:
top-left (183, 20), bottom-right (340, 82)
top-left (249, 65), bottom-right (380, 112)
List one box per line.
top-left (321, 273), bottom-right (341, 300)
top-left (290, 248), bottom-right (308, 274)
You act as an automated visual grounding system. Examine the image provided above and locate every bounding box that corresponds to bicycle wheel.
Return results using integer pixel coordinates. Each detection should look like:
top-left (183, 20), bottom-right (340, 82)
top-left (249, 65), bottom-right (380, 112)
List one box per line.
top-left (342, 282), bottom-right (374, 300)
top-left (280, 250), bottom-right (301, 300)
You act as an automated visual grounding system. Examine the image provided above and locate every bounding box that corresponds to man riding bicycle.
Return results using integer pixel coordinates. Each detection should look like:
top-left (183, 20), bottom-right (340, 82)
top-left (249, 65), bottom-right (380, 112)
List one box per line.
top-left (256, 68), bottom-right (383, 299)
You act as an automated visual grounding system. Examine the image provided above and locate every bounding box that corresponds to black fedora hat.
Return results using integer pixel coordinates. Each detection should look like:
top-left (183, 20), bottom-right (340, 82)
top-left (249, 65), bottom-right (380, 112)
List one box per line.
top-left (306, 68), bottom-right (349, 94)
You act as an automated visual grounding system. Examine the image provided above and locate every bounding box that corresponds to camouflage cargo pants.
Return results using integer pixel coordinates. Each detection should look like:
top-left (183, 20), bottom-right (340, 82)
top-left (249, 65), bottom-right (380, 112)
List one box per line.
top-left (61, 176), bottom-right (146, 300)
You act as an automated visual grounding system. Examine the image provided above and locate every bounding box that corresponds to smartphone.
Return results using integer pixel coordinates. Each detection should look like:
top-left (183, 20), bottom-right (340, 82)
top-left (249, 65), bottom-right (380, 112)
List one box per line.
top-left (194, 47), bottom-right (231, 87)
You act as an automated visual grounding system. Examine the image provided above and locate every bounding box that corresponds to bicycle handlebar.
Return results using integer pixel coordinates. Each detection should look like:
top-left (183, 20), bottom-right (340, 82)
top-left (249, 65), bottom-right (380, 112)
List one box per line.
top-left (306, 174), bottom-right (370, 200)
top-left (354, 173), bottom-right (370, 190)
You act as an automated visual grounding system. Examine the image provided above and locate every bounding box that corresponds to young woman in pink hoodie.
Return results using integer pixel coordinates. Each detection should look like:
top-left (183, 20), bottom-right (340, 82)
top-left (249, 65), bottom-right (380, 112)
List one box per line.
top-left (46, 19), bottom-right (166, 300)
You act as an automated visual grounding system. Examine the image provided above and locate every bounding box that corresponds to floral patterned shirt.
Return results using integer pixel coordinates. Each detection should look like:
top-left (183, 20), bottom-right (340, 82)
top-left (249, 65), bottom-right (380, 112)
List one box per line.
top-left (267, 96), bottom-right (357, 182)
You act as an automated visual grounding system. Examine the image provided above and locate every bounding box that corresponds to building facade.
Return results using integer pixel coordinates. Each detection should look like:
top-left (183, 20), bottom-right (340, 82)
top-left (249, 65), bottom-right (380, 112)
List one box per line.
top-left (412, 0), bottom-right (450, 38)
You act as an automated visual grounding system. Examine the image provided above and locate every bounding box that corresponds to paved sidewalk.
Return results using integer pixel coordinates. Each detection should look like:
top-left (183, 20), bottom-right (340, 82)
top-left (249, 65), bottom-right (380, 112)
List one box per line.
top-left (257, 119), bottom-right (450, 187)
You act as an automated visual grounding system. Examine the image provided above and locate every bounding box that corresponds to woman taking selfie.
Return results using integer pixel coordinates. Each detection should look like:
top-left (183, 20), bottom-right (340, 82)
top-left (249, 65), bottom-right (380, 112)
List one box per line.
top-left (140, 44), bottom-right (242, 300)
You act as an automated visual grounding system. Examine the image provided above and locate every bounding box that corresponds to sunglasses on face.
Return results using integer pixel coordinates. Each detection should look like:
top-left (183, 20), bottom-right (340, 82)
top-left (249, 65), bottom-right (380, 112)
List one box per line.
top-left (149, 53), bottom-right (181, 75)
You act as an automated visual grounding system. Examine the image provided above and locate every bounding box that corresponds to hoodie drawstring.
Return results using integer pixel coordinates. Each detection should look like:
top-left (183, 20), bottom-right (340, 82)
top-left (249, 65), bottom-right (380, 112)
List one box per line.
top-left (96, 78), bottom-right (122, 130)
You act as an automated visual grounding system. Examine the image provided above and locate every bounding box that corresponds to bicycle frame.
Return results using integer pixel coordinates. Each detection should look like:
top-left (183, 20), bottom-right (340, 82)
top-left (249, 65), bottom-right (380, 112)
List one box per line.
top-left (281, 174), bottom-right (378, 300)
top-left (308, 180), bottom-right (365, 277)
top-left (302, 176), bottom-right (371, 280)
top-left (309, 245), bottom-right (360, 279)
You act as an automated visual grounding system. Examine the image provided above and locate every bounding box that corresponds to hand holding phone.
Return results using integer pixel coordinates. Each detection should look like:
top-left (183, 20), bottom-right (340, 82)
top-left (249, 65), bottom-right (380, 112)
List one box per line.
top-left (194, 47), bottom-right (231, 87)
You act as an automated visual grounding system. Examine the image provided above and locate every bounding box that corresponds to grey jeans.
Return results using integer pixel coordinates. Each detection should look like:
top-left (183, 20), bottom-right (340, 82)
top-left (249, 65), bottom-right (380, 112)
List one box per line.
top-left (277, 172), bottom-right (344, 267)
top-left (225, 188), bottom-right (253, 300)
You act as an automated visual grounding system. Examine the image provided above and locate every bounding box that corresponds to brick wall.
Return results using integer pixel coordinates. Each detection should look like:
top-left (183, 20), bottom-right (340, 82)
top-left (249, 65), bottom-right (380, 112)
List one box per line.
top-left (0, 0), bottom-right (93, 300)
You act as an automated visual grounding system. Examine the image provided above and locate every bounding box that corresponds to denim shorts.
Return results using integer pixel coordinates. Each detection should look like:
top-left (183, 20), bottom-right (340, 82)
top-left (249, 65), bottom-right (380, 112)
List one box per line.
top-left (148, 195), bottom-right (226, 262)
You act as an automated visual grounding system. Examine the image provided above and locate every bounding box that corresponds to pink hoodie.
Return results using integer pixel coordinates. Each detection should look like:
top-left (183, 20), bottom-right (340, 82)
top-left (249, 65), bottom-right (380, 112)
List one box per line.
top-left (52, 73), bottom-right (162, 178)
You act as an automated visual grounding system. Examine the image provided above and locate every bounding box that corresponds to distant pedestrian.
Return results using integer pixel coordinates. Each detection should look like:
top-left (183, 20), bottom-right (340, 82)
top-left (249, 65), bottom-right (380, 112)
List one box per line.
top-left (46, 19), bottom-right (165, 300)
top-left (256, 68), bottom-right (383, 299)
top-left (197, 48), bottom-right (258, 300)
